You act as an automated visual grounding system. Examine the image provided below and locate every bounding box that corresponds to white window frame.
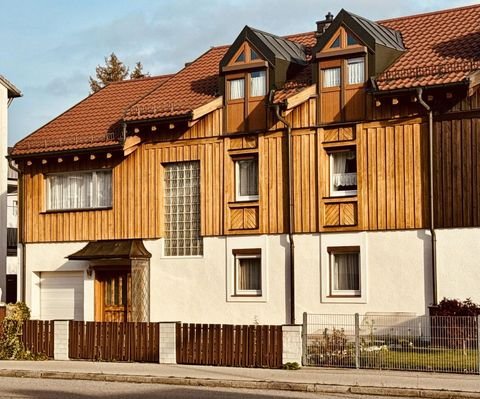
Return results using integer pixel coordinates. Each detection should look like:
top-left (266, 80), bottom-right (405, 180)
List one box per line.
top-left (329, 150), bottom-right (357, 197)
top-left (45, 169), bottom-right (112, 211)
top-left (347, 57), bottom-right (365, 85)
top-left (329, 250), bottom-right (361, 297)
top-left (234, 252), bottom-right (262, 296)
top-left (235, 158), bottom-right (259, 202)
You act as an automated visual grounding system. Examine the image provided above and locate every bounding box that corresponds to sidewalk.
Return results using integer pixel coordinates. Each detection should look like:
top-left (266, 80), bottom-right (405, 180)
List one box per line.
top-left (0, 360), bottom-right (479, 398)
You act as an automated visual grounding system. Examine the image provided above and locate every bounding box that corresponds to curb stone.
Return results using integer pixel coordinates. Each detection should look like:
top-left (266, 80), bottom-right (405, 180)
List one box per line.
top-left (0, 368), bottom-right (478, 398)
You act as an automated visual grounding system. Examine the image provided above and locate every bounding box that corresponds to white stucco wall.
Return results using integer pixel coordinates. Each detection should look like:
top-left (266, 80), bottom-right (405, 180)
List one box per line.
top-left (0, 84), bottom-right (7, 302)
top-left (436, 228), bottom-right (480, 303)
top-left (295, 230), bottom-right (433, 318)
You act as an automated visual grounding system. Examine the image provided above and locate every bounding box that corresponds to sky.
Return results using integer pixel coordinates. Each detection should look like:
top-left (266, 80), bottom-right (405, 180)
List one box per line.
top-left (2, 0), bottom-right (478, 146)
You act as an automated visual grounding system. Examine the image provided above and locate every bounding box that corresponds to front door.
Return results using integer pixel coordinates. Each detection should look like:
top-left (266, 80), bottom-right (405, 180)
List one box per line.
top-left (95, 271), bottom-right (131, 322)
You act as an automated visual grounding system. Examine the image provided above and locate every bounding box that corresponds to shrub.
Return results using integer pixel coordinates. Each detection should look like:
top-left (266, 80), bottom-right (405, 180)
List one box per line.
top-left (433, 298), bottom-right (480, 316)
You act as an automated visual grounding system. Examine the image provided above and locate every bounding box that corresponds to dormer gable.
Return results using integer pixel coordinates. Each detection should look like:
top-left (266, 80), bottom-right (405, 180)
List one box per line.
top-left (314, 9), bottom-right (405, 77)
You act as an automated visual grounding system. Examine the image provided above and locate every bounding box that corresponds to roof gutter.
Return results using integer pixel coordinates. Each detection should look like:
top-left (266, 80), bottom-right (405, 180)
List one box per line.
top-left (416, 88), bottom-right (437, 307)
top-left (270, 90), bottom-right (296, 325)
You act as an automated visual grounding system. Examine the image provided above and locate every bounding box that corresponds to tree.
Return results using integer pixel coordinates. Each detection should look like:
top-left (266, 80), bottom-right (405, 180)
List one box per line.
top-left (89, 53), bottom-right (150, 93)
top-left (130, 62), bottom-right (150, 79)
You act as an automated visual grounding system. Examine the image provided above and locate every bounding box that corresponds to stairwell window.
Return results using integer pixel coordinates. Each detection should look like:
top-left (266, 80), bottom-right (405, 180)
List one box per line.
top-left (330, 150), bottom-right (357, 197)
top-left (164, 161), bottom-right (202, 256)
top-left (234, 251), bottom-right (262, 296)
top-left (235, 157), bottom-right (259, 201)
top-left (46, 170), bottom-right (112, 210)
top-left (328, 247), bottom-right (360, 297)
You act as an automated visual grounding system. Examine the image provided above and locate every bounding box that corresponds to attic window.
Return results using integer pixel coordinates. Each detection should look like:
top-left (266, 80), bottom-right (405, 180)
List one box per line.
top-left (330, 36), bottom-right (341, 48)
top-left (347, 33), bottom-right (359, 46)
top-left (250, 48), bottom-right (259, 61)
top-left (235, 51), bottom-right (246, 63)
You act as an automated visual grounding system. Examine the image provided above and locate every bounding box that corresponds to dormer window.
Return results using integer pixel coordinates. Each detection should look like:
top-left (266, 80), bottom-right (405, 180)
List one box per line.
top-left (234, 51), bottom-right (246, 63)
top-left (250, 71), bottom-right (266, 97)
top-left (347, 58), bottom-right (365, 85)
top-left (347, 32), bottom-right (359, 46)
top-left (229, 78), bottom-right (245, 100)
top-left (250, 48), bottom-right (260, 61)
top-left (323, 67), bottom-right (341, 88)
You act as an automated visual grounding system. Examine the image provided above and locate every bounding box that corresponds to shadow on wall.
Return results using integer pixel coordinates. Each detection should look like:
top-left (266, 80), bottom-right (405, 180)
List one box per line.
top-left (417, 229), bottom-right (433, 314)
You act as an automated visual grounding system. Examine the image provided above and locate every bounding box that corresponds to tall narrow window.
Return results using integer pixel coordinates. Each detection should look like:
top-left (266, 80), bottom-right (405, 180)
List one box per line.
top-left (164, 161), bottom-right (202, 256)
top-left (229, 78), bottom-right (245, 100)
top-left (330, 150), bottom-right (357, 197)
top-left (348, 58), bottom-right (365, 85)
top-left (47, 170), bottom-right (112, 210)
top-left (323, 67), bottom-right (341, 88)
top-left (250, 71), bottom-right (266, 97)
top-left (235, 252), bottom-right (262, 295)
top-left (235, 158), bottom-right (258, 201)
top-left (328, 247), bottom-right (360, 296)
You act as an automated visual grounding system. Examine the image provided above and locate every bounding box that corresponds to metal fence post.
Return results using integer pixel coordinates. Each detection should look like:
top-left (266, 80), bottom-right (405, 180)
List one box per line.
top-left (355, 313), bottom-right (360, 369)
top-left (477, 315), bottom-right (480, 375)
top-left (302, 312), bottom-right (307, 366)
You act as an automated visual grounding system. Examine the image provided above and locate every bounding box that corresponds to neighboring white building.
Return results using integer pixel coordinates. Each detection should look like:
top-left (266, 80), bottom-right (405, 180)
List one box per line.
top-left (6, 164), bottom-right (18, 303)
top-left (0, 76), bottom-right (21, 303)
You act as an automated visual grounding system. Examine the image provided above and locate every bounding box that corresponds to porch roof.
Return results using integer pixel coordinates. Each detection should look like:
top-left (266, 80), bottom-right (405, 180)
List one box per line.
top-left (67, 239), bottom-right (152, 260)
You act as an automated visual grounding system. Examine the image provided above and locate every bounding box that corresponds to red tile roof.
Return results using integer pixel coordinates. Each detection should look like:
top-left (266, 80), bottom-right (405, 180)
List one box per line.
top-left (11, 75), bottom-right (171, 156)
top-left (377, 4), bottom-right (480, 90)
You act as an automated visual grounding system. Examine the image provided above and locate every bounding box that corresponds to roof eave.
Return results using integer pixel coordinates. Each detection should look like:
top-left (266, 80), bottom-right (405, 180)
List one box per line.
top-left (9, 143), bottom-right (123, 160)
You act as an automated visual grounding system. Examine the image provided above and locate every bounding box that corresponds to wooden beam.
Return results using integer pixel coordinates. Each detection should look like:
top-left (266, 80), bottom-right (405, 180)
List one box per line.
top-left (26, 160), bottom-right (32, 166)
top-left (106, 153), bottom-right (112, 159)
top-left (151, 125), bottom-right (157, 132)
top-left (392, 98), bottom-right (399, 105)
top-left (73, 156), bottom-right (79, 162)
top-left (191, 96), bottom-right (223, 121)
top-left (123, 135), bottom-right (142, 157)
top-left (134, 128), bottom-right (140, 134)
top-left (90, 154), bottom-right (96, 160)
top-left (375, 100), bottom-right (382, 107)
top-left (124, 145), bottom-right (139, 157)
top-left (57, 158), bottom-right (63, 163)
top-left (285, 84), bottom-right (317, 110)
top-left (169, 123), bottom-right (175, 130)
top-left (468, 71), bottom-right (480, 97)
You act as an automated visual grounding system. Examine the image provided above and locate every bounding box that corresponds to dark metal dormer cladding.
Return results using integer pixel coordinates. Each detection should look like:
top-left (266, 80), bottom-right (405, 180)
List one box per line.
top-left (313, 9), bottom-right (405, 78)
top-left (220, 26), bottom-right (308, 89)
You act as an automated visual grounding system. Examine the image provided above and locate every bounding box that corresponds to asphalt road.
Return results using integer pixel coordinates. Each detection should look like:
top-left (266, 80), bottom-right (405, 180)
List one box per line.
top-left (0, 376), bottom-right (422, 399)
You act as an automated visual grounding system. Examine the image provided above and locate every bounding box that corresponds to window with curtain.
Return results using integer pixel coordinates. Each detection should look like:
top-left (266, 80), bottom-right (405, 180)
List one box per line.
top-left (348, 58), bottom-right (365, 85)
top-left (235, 254), bottom-right (261, 295)
top-left (330, 251), bottom-right (360, 296)
top-left (164, 161), bottom-right (202, 257)
top-left (235, 158), bottom-right (258, 201)
top-left (323, 67), bottom-right (341, 88)
top-left (330, 150), bottom-right (357, 196)
top-left (47, 170), bottom-right (112, 210)
top-left (250, 70), bottom-right (266, 97)
top-left (229, 78), bottom-right (245, 100)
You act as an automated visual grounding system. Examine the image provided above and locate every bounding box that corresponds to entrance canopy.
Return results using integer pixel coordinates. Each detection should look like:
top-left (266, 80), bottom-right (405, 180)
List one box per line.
top-left (67, 239), bottom-right (152, 262)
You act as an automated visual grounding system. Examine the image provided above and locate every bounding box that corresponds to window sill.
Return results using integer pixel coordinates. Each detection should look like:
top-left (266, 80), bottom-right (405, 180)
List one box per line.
top-left (228, 201), bottom-right (259, 208)
top-left (231, 294), bottom-right (262, 298)
top-left (323, 196), bottom-right (357, 203)
top-left (42, 207), bottom-right (112, 214)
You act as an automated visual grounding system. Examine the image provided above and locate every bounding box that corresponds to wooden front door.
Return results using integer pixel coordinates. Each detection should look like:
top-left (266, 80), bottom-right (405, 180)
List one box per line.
top-left (95, 271), bottom-right (131, 322)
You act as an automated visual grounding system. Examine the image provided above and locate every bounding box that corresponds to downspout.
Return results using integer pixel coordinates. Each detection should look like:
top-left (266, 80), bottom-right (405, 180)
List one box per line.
top-left (416, 88), bottom-right (437, 306)
top-left (7, 158), bottom-right (24, 302)
top-left (270, 90), bottom-right (296, 324)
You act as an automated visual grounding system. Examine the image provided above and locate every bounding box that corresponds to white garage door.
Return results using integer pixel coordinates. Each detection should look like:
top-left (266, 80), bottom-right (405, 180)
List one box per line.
top-left (40, 271), bottom-right (84, 320)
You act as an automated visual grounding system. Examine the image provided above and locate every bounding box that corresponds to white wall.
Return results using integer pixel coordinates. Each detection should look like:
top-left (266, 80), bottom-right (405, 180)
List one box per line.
top-left (295, 230), bottom-right (432, 319)
top-left (436, 228), bottom-right (480, 303)
top-left (0, 84), bottom-right (8, 302)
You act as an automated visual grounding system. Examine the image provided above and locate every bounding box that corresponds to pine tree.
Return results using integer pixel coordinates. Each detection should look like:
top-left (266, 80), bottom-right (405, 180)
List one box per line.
top-left (130, 62), bottom-right (150, 79)
top-left (89, 53), bottom-right (129, 93)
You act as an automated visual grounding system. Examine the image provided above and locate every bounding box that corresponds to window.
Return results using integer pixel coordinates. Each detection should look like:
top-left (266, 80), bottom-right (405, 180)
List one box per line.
top-left (323, 67), bottom-right (341, 88)
top-left (7, 227), bottom-right (17, 257)
top-left (235, 158), bottom-right (258, 201)
top-left (234, 50), bottom-right (245, 63)
top-left (330, 150), bottom-right (357, 196)
top-left (328, 247), bottom-right (360, 296)
top-left (347, 33), bottom-right (359, 46)
top-left (330, 36), bottom-right (341, 48)
top-left (234, 251), bottom-right (261, 295)
top-left (46, 170), bottom-right (112, 210)
top-left (348, 58), bottom-right (365, 85)
top-left (250, 70), bottom-right (266, 97)
top-left (229, 78), bottom-right (245, 100)
top-left (164, 161), bottom-right (202, 256)
top-left (250, 48), bottom-right (260, 60)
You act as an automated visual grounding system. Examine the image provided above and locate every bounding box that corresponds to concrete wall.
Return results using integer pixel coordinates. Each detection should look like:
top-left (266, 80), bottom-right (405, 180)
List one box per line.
top-left (0, 84), bottom-right (7, 302)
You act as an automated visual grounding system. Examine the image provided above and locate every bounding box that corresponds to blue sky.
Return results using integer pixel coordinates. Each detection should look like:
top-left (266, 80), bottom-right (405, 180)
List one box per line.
top-left (2, 0), bottom-right (477, 145)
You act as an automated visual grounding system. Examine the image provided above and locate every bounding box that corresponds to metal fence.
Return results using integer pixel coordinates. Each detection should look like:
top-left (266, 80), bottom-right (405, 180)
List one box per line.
top-left (302, 313), bottom-right (479, 374)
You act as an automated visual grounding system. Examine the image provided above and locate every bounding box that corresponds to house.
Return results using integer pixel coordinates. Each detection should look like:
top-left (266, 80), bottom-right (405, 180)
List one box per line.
top-left (0, 75), bottom-right (21, 304)
top-left (6, 163), bottom-right (19, 303)
top-left (10, 4), bottom-right (480, 324)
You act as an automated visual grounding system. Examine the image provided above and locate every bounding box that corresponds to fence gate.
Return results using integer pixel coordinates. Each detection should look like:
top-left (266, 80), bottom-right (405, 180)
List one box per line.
top-left (176, 323), bottom-right (282, 368)
top-left (302, 312), bottom-right (480, 374)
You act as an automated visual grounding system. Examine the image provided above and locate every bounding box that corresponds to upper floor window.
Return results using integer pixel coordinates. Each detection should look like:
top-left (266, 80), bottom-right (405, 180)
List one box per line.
top-left (164, 161), bottom-right (202, 257)
top-left (46, 170), bottom-right (112, 211)
top-left (347, 58), bottom-right (365, 85)
top-left (250, 71), bottom-right (266, 97)
top-left (229, 78), bottom-right (245, 100)
top-left (330, 150), bottom-right (357, 197)
top-left (235, 157), bottom-right (259, 201)
top-left (323, 67), bottom-right (341, 88)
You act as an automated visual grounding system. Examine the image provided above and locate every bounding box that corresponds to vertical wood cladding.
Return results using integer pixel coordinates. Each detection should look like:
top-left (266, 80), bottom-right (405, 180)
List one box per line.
top-left (434, 117), bottom-right (480, 228)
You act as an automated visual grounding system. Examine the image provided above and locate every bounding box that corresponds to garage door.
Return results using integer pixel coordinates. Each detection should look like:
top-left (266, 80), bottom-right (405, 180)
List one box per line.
top-left (40, 271), bottom-right (84, 320)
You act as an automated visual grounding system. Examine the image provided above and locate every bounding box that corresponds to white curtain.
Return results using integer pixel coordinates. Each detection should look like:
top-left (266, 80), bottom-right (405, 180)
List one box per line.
top-left (332, 152), bottom-right (357, 189)
top-left (238, 258), bottom-right (261, 291)
top-left (238, 159), bottom-right (258, 197)
top-left (323, 67), bottom-right (341, 87)
top-left (348, 58), bottom-right (365, 85)
top-left (230, 78), bottom-right (245, 100)
top-left (334, 254), bottom-right (359, 291)
top-left (250, 71), bottom-right (266, 97)
top-left (96, 171), bottom-right (112, 208)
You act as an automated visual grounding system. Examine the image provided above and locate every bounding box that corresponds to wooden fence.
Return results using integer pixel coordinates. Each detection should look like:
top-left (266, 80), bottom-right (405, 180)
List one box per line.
top-left (176, 323), bottom-right (283, 368)
top-left (21, 320), bottom-right (55, 358)
top-left (69, 321), bottom-right (159, 362)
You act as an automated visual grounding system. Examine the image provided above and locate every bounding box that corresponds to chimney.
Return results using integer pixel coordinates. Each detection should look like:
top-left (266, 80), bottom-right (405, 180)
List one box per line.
top-left (316, 12), bottom-right (334, 37)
